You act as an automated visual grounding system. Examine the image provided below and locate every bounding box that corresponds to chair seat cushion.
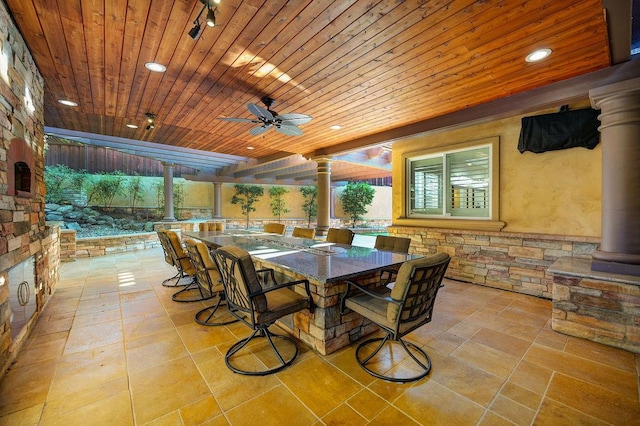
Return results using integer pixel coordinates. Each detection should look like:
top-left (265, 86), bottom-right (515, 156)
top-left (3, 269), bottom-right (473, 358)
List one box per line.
top-left (345, 290), bottom-right (394, 330)
top-left (257, 288), bottom-right (309, 325)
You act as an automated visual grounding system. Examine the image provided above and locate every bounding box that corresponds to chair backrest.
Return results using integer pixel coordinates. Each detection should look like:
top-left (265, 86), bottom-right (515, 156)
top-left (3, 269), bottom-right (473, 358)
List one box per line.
top-left (374, 235), bottom-right (411, 253)
top-left (212, 245), bottom-right (267, 317)
top-left (157, 230), bottom-right (174, 266)
top-left (184, 238), bottom-right (222, 294)
top-left (326, 228), bottom-right (354, 245)
top-left (164, 230), bottom-right (195, 275)
top-left (292, 227), bottom-right (316, 239)
top-left (387, 252), bottom-right (450, 330)
top-left (264, 223), bottom-right (286, 235)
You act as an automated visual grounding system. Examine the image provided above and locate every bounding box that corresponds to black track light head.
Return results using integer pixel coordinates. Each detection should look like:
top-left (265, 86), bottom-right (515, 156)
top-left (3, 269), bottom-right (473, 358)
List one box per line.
top-left (188, 22), bottom-right (202, 39)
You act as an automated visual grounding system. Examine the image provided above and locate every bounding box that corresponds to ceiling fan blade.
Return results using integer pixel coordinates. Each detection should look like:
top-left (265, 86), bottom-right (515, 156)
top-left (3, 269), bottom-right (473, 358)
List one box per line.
top-left (278, 113), bottom-right (312, 125)
top-left (250, 125), bottom-right (271, 136)
top-left (276, 124), bottom-right (303, 136)
top-left (247, 103), bottom-right (274, 121)
top-left (218, 117), bottom-right (255, 123)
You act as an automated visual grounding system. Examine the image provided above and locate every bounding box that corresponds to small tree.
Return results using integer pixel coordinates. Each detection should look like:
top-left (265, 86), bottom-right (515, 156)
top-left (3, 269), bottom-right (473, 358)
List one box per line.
top-left (86, 171), bottom-right (125, 208)
top-left (340, 181), bottom-right (375, 226)
top-left (300, 185), bottom-right (318, 227)
top-left (154, 182), bottom-right (164, 216)
top-left (269, 186), bottom-right (289, 222)
top-left (173, 183), bottom-right (185, 219)
top-left (125, 174), bottom-right (145, 214)
top-left (231, 184), bottom-right (263, 229)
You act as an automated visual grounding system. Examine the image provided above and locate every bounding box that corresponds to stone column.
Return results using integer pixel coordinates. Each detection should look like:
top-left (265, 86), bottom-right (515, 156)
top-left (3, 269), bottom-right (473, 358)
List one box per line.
top-left (213, 182), bottom-right (222, 218)
top-left (315, 157), bottom-right (332, 236)
top-left (589, 77), bottom-right (640, 276)
top-left (162, 163), bottom-right (175, 221)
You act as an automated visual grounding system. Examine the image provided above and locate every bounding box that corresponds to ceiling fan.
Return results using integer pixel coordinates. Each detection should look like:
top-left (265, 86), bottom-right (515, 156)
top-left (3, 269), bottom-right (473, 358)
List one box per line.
top-left (218, 97), bottom-right (312, 136)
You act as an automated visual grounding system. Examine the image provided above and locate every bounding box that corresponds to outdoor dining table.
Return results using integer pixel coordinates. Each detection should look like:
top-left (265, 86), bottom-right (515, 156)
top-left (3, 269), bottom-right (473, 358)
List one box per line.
top-left (183, 229), bottom-right (422, 355)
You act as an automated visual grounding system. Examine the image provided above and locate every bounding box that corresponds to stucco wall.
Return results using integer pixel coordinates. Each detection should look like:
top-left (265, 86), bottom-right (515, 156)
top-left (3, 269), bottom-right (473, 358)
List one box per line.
top-left (109, 180), bottom-right (393, 222)
top-left (392, 103), bottom-right (601, 238)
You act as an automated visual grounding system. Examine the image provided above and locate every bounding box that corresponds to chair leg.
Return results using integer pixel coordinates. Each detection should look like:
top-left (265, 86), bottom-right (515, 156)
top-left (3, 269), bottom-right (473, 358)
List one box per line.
top-left (171, 279), bottom-right (215, 303)
top-left (162, 270), bottom-right (190, 287)
top-left (224, 326), bottom-right (299, 376)
top-left (194, 294), bottom-right (238, 326)
top-left (355, 335), bottom-right (432, 383)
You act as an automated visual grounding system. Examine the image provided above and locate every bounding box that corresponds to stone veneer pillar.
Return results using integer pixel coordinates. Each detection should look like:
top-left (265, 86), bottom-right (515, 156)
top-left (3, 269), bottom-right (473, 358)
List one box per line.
top-left (212, 182), bottom-right (222, 218)
top-left (589, 77), bottom-right (640, 276)
top-left (162, 163), bottom-right (175, 221)
top-left (315, 157), bottom-right (331, 236)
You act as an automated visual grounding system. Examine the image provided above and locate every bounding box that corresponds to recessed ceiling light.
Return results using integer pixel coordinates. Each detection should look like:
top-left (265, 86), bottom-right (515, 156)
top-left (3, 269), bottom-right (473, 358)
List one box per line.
top-left (145, 62), bottom-right (166, 72)
top-left (247, 146), bottom-right (254, 150)
top-left (330, 125), bottom-right (341, 130)
top-left (57, 99), bottom-right (78, 107)
top-left (525, 48), bottom-right (552, 62)
top-left (126, 124), bottom-right (138, 129)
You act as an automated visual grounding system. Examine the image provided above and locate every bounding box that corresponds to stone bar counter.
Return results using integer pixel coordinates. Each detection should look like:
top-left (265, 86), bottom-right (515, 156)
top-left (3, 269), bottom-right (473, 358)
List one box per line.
top-left (549, 257), bottom-right (640, 354)
top-left (185, 230), bottom-right (421, 355)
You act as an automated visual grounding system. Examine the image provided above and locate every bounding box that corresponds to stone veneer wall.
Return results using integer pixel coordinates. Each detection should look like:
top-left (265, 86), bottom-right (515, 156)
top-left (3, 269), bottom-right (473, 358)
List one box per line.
top-left (550, 258), bottom-right (640, 353)
top-left (59, 230), bottom-right (161, 260)
top-left (389, 226), bottom-right (600, 299)
top-left (1, 2), bottom-right (60, 377)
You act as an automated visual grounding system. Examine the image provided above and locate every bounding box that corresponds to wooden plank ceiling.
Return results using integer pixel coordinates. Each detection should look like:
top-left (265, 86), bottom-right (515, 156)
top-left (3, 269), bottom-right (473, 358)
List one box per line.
top-left (5, 0), bottom-right (613, 183)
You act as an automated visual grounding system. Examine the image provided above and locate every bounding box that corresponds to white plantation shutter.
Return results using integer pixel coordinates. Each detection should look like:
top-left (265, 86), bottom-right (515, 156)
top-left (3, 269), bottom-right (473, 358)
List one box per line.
top-left (408, 145), bottom-right (491, 218)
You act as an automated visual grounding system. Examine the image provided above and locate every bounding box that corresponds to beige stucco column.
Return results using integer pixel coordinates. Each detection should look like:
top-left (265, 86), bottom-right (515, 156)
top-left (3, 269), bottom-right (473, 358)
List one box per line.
top-left (162, 163), bottom-right (175, 221)
top-left (213, 182), bottom-right (222, 218)
top-left (589, 77), bottom-right (640, 276)
top-left (315, 157), bottom-right (332, 236)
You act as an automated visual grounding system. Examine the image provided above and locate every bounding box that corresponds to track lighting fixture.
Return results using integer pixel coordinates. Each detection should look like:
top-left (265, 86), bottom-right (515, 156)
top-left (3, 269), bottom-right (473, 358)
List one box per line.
top-left (145, 113), bottom-right (156, 130)
top-left (188, 0), bottom-right (219, 39)
top-left (188, 22), bottom-right (202, 40)
top-left (206, 8), bottom-right (216, 27)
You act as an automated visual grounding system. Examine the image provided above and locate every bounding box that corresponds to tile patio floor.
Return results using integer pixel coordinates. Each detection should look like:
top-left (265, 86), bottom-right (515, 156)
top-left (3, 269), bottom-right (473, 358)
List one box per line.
top-left (1, 247), bottom-right (639, 425)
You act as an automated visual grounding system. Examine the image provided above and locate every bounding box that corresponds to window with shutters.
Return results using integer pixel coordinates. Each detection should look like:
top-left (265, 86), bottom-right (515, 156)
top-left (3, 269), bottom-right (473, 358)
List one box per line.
top-left (407, 144), bottom-right (491, 219)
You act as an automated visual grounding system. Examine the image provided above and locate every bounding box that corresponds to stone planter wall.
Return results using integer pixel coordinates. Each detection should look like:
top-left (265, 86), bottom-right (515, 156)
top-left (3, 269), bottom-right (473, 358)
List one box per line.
top-left (59, 230), bottom-right (161, 260)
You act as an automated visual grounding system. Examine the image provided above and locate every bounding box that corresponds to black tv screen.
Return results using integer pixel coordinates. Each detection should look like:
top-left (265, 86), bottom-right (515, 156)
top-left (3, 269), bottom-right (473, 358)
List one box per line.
top-left (518, 108), bottom-right (600, 154)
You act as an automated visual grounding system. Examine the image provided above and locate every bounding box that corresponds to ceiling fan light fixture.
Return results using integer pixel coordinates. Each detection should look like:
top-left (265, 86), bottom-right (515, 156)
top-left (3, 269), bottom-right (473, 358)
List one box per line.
top-left (526, 48), bottom-right (552, 62)
top-left (145, 113), bottom-right (156, 130)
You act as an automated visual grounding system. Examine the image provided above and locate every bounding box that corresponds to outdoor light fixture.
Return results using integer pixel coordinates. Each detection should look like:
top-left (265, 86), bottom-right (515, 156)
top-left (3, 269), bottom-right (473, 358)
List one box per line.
top-left (189, 0), bottom-right (219, 39)
top-left (188, 22), bottom-right (202, 40)
top-left (206, 8), bottom-right (216, 27)
top-left (145, 113), bottom-right (156, 130)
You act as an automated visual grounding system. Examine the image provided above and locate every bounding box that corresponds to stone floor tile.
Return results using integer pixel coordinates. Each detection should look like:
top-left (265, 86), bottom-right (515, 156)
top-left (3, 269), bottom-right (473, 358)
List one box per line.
top-left (321, 403), bottom-right (367, 426)
top-left (393, 380), bottom-right (485, 424)
top-left (545, 372), bottom-right (640, 424)
top-left (277, 356), bottom-right (363, 418)
top-left (224, 385), bottom-right (317, 426)
top-left (129, 356), bottom-right (211, 424)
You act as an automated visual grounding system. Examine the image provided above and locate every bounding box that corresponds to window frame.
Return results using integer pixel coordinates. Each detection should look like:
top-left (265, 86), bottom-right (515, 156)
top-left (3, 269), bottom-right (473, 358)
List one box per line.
top-left (397, 136), bottom-right (504, 231)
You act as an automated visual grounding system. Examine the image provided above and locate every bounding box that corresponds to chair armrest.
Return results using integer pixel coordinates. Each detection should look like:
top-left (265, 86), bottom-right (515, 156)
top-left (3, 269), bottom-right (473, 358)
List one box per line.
top-left (340, 279), bottom-right (399, 314)
top-left (248, 278), bottom-right (315, 314)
